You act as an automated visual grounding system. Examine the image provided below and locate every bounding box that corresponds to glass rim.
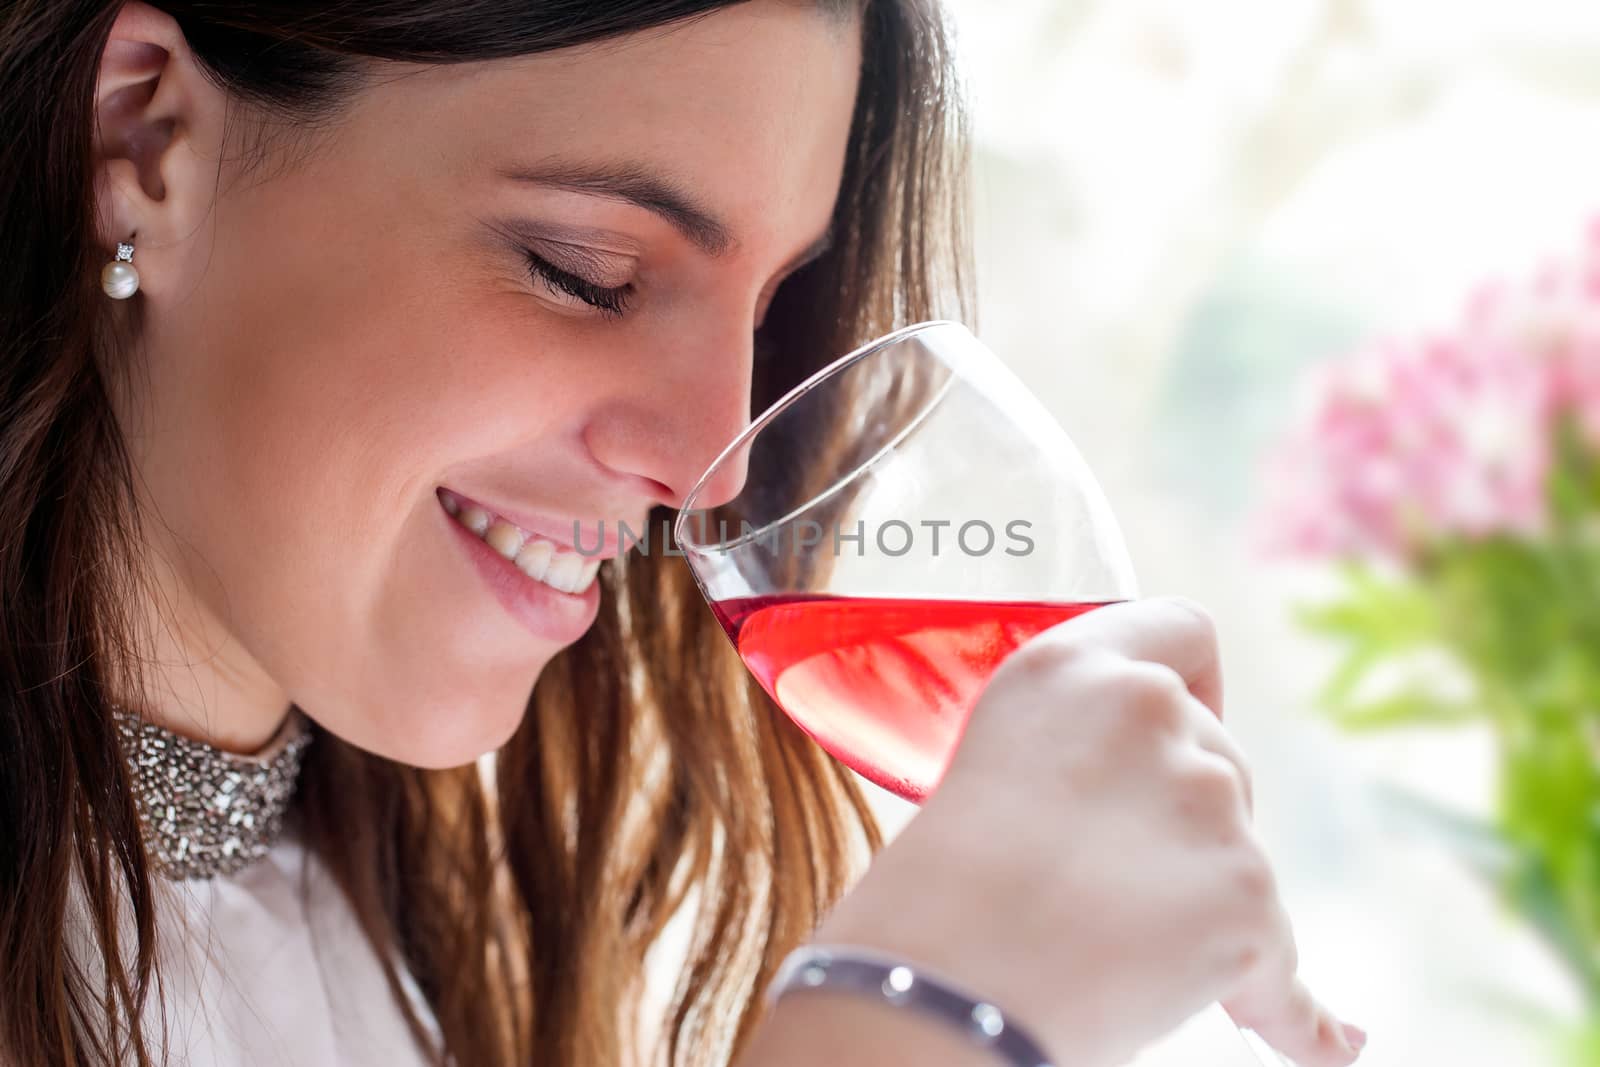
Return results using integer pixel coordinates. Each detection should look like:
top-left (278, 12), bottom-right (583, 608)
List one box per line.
top-left (673, 318), bottom-right (967, 553)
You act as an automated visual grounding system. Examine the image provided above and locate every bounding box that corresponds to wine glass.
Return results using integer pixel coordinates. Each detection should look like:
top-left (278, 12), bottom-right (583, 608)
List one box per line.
top-left (673, 320), bottom-right (1283, 1066)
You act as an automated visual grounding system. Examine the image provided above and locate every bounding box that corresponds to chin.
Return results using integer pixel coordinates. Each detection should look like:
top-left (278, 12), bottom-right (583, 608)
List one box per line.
top-left (318, 678), bottom-right (542, 770)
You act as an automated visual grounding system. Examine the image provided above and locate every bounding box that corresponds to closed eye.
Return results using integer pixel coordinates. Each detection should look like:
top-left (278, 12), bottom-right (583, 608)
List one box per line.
top-left (523, 249), bottom-right (633, 318)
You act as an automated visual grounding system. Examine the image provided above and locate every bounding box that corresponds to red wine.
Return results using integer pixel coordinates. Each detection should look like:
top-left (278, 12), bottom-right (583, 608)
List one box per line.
top-left (712, 594), bottom-right (1116, 802)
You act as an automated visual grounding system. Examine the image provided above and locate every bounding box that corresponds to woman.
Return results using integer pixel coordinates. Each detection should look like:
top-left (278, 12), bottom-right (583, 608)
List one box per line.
top-left (0, 1), bottom-right (1366, 1065)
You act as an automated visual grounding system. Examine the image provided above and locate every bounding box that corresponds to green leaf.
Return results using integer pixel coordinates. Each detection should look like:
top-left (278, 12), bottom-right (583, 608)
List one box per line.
top-left (1508, 851), bottom-right (1600, 1007)
top-left (1327, 690), bottom-right (1485, 731)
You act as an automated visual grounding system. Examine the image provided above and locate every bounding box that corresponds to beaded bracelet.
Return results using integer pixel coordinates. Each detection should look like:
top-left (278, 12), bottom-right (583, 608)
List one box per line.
top-left (765, 944), bottom-right (1057, 1067)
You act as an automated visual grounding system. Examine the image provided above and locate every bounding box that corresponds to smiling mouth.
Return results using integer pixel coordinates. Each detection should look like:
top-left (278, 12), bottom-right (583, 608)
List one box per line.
top-left (437, 488), bottom-right (602, 595)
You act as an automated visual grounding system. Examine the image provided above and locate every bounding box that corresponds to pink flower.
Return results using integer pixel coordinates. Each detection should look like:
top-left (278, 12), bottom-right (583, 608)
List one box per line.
top-left (1257, 222), bottom-right (1600, 564)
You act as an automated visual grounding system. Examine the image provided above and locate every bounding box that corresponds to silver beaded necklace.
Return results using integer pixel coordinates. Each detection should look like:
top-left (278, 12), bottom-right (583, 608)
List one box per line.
top-left (112, 707), bottom-right (312, 881)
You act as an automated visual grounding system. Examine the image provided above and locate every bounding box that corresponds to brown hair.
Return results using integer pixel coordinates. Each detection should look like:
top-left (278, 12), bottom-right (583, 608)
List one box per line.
top-left (0, 2), bottom-right (972, 1064)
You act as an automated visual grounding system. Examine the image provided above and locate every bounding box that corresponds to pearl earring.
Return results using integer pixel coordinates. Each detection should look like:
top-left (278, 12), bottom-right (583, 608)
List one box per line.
top-left (101, 240), bottom-right (140, 299)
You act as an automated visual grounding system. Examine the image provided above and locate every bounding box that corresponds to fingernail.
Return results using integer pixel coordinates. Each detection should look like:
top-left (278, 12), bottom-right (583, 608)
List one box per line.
top-left (1342, 1022), bottom-right (1368, 1053)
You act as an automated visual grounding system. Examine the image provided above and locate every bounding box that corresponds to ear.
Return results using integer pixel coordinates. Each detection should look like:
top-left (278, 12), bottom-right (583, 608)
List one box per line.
top-left (92, 2), bottom-right (229, 293)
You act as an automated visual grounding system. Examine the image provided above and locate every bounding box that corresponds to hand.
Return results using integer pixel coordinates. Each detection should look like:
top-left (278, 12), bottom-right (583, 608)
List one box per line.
top-left (811, 597), bottom-right (1364, 1067)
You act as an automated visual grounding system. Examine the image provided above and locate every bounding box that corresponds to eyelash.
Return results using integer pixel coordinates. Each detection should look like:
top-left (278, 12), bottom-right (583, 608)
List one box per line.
top-left (523, 250), bottom-right (633, 318)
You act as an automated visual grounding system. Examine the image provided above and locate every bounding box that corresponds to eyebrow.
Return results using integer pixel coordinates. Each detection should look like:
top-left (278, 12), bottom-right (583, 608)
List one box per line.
top-left (499, 159), bottom-right (836, 276)
top-left (499, 160), bottom-right (735, 257)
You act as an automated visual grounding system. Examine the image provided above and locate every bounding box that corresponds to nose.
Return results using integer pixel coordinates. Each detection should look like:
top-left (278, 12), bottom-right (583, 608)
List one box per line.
top-left (582, 320), bottom-right (754, 511)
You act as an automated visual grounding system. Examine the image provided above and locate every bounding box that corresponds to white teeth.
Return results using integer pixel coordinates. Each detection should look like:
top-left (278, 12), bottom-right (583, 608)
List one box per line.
top-left (443, 491), bottom-right (605, 596)
top-left (543, 551), bottom-right (583, 594)
top-left (484, 520), bottom-right (526, 561)
top-left (514, 538), bottom-right (554, 581)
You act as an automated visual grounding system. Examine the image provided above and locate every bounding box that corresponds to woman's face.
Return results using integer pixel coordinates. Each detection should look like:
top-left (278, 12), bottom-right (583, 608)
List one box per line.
top-left (109, 2), bottom-right (861, 765)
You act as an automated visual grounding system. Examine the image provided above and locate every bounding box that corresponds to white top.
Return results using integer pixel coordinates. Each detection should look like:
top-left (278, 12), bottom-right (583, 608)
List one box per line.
top-left (139, 823), bottom-right (439, 1067)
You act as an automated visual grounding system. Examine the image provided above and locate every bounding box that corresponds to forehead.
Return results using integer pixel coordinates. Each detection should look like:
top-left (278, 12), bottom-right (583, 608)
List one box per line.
top-left (354, 3), bottom-right (863, 249)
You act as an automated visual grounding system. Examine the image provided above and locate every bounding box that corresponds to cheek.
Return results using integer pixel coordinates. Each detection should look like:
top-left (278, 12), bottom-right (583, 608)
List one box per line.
top-left (140, 144), bottom-right (700, 762)
top-left (139, 202), bottom-right (601, 759)
top-left (194, 215), bottom-right (556, 545)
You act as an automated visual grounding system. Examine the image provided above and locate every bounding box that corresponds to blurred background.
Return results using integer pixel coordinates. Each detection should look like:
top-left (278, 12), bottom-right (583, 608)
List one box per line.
top-left (859, 1), bottom-right (1600, 1064)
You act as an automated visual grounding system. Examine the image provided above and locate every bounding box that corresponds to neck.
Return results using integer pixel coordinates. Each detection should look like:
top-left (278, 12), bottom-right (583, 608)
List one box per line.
top-left (119, 534), bottom-right (293, 755)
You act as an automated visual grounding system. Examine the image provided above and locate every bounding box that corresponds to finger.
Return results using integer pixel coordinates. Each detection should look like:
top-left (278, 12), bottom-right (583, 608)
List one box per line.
top-left (1226, 976), bottom-right (1365, 1067)
top-left (1180, 697), bottom-right (1254, 814)
top-left (1048, 597), bottom-right (1224, 718)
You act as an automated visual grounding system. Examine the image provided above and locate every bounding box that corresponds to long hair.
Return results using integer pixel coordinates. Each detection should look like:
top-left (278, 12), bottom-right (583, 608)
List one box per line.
top-left (0, 2), bottom-right (972, 1064)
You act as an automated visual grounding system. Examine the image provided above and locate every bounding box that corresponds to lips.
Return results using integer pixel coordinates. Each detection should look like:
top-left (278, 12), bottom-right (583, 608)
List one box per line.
top-left (437, 487), bottom-right (606, 645)
top-left (437, 487), bottom-right (604, 594)
top-left (439, 487), bottom-right (634, 560)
